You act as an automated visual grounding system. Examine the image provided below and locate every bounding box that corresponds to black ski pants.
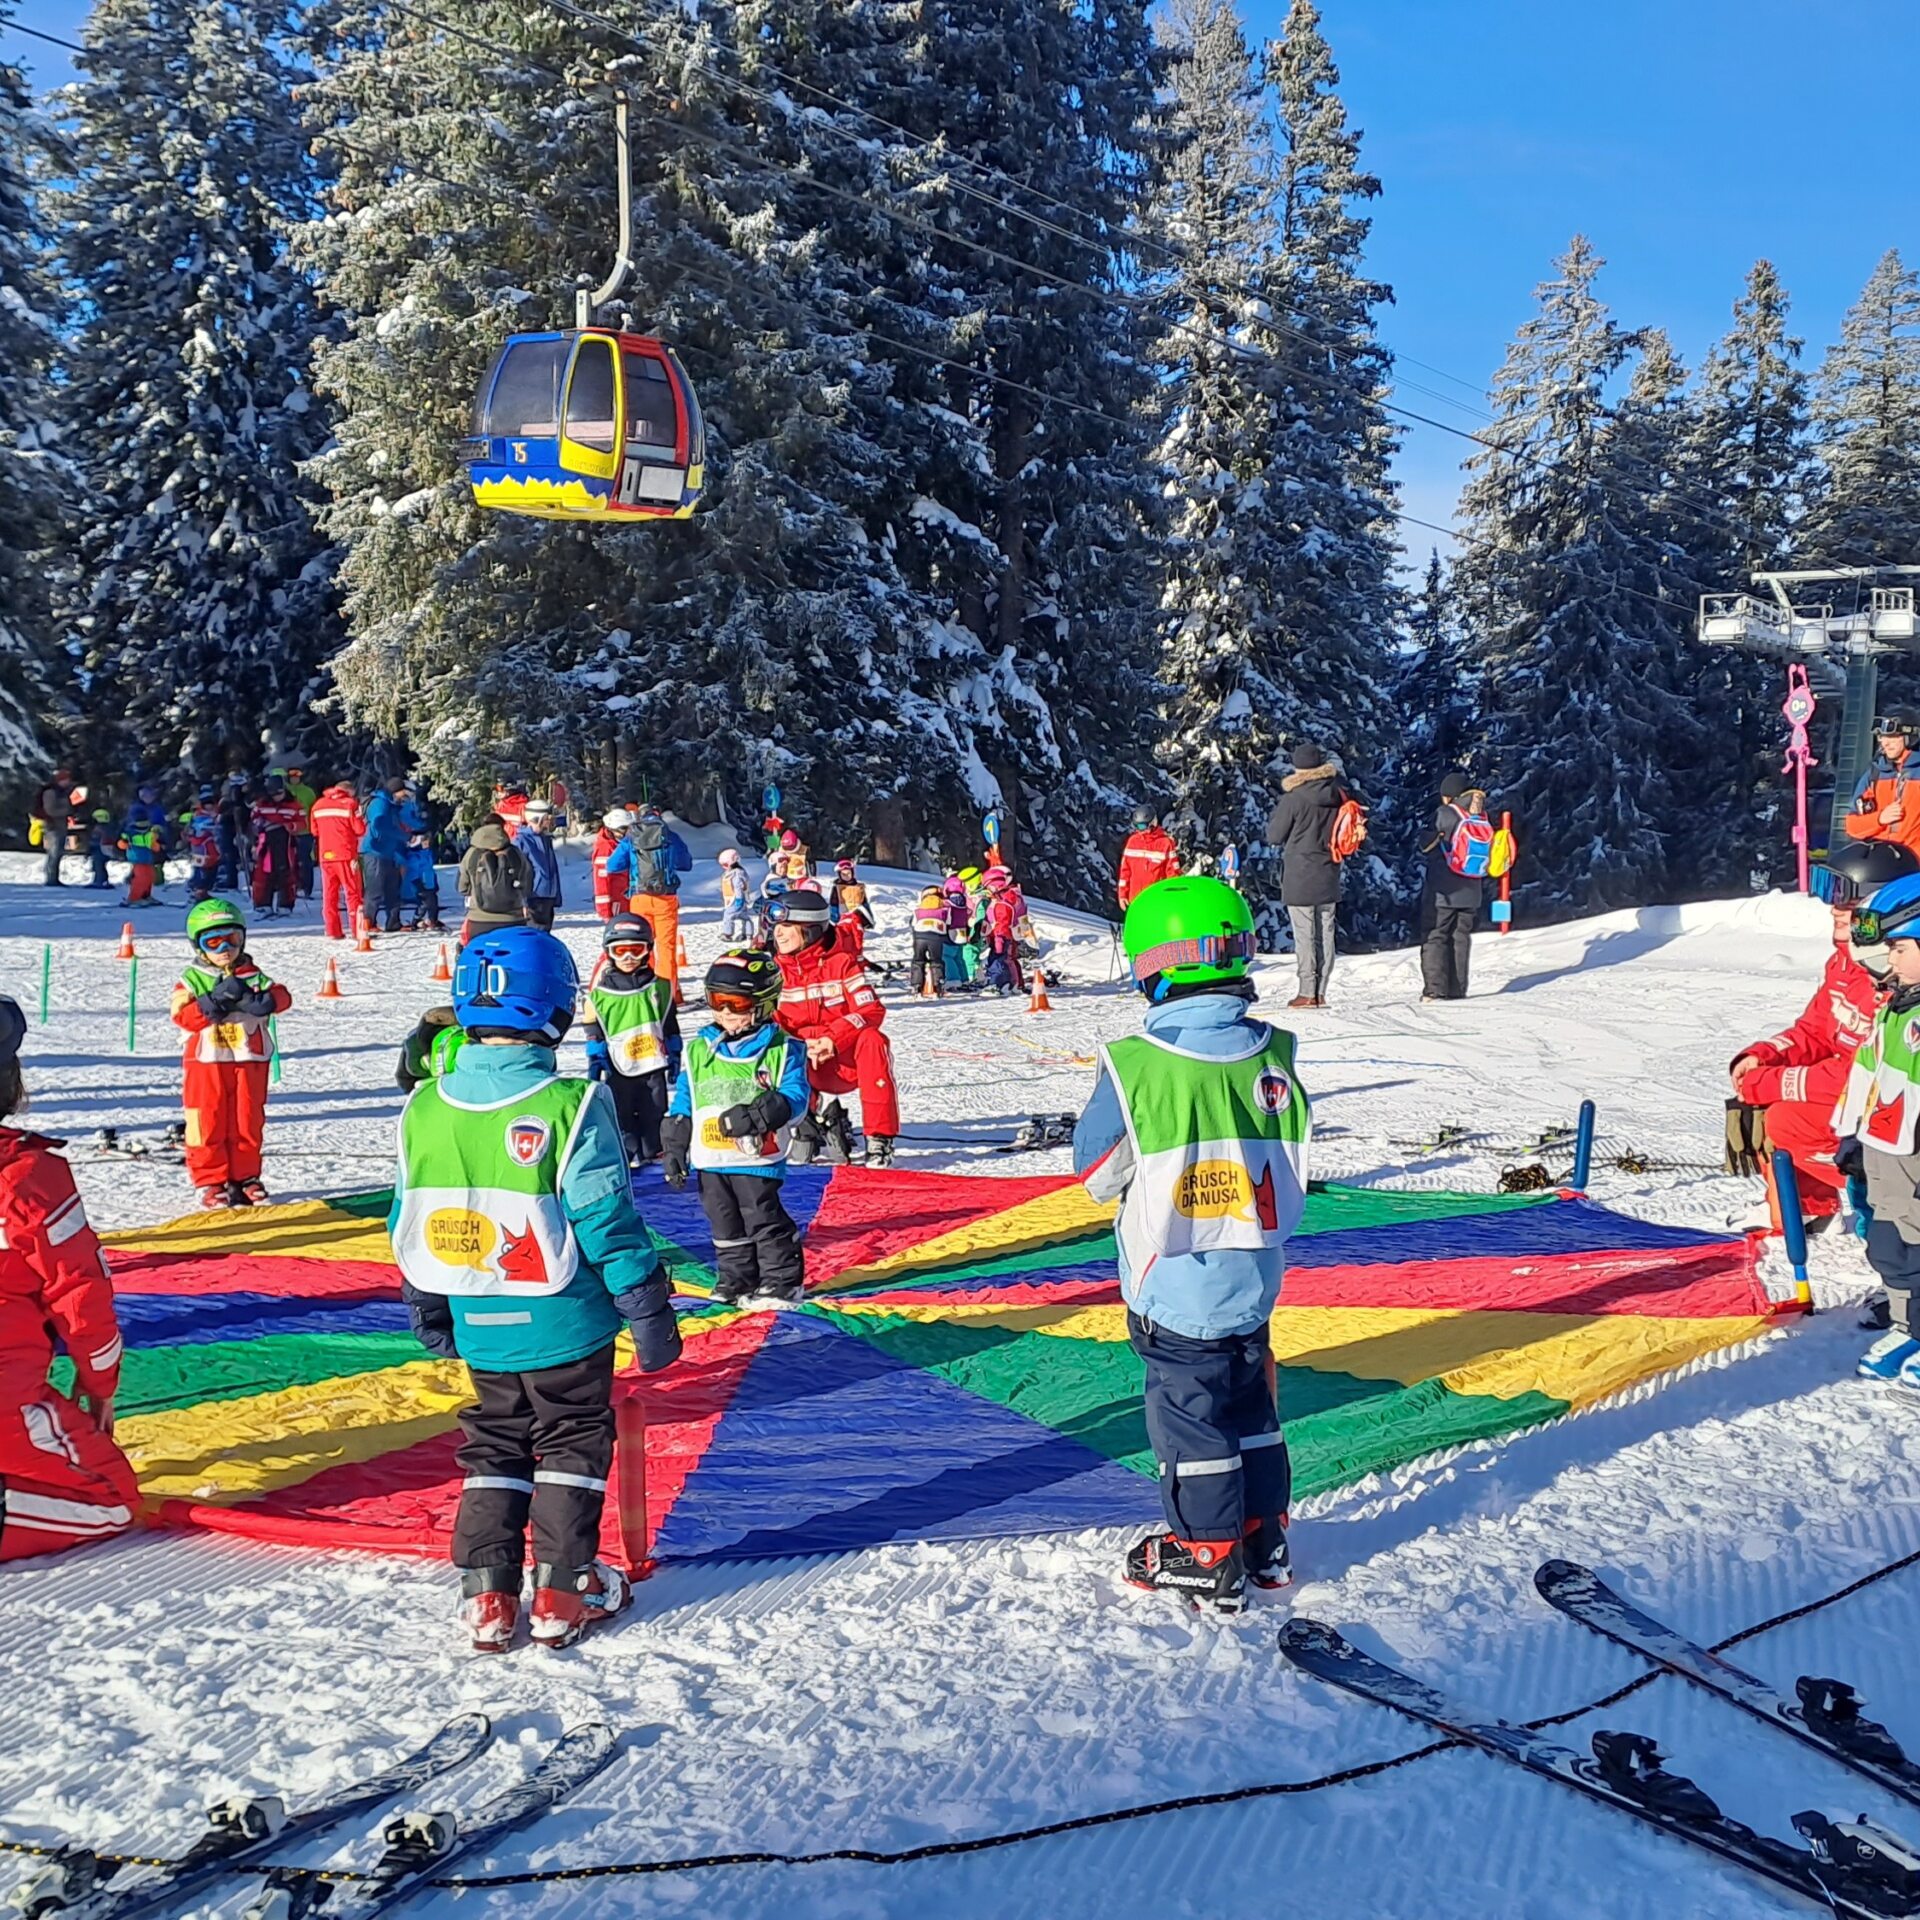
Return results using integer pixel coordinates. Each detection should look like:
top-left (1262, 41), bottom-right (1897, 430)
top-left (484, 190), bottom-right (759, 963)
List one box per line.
top-left (909, 932), bottom-right (946, 996)
top-left (1420, 901), bottom-right (1475, 999)
top-left (608, 1069), bottom-right (670, 1161)
top-left (452, 1343), bottom-right (616, 1575)
top-left (699, 1170), bottom-right (805, 1302)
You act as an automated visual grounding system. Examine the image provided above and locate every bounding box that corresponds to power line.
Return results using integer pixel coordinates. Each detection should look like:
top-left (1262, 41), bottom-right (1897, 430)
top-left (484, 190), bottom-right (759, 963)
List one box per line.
top-left (3, 19), bottom-right (83, 53)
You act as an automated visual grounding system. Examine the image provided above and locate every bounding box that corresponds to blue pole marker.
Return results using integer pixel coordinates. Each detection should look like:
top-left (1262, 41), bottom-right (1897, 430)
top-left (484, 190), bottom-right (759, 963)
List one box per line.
top-left (1771, 1148), bottom-right (1813, 1309)
top-left (762, 783), bottom-right (781, 815)
top-left (982, 807), bottom-right (1003, 848)
top-left (1570, 1099), bottom-right (1597, 1192)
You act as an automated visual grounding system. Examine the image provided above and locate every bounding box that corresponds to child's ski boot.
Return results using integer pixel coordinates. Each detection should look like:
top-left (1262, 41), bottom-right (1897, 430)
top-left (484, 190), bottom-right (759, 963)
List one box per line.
top-left (529, 1561), bottom-right (631, 1650)
top-left (460, 1568), bottom-right (520, 1654)
top-left (199, 1185), bottom-right (233, 1210)
top-left (1246, 1516), bottom-right (1294, 1593)
top-left (1124, 1533), bottom-right (1245, 1614)
top-left (237, 1179), bottom-right (270, 1205)
top-left (819, 1100), bottom-right (857, 1166)
top-left (1859, 1331), bottom-right (1920, 1380)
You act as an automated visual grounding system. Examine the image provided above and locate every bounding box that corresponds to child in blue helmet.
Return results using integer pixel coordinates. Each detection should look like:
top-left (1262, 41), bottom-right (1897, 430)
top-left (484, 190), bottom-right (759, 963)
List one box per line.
top-left (388, 926), bottom-right (682, 1654)
top-left (1838, 872), bottom-right (1920, 1387)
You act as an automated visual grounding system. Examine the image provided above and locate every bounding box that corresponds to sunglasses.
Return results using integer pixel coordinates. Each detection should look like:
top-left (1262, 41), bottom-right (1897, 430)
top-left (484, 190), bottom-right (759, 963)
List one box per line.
top-left (606, 943), bottom-right (651, 962)
top-left (707, 989), bottom-right (762, 1015)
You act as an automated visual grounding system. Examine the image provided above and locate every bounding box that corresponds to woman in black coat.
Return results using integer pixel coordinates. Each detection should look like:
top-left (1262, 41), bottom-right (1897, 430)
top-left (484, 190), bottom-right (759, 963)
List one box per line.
top-left (1264, 743), bottom-right (1354, 1008)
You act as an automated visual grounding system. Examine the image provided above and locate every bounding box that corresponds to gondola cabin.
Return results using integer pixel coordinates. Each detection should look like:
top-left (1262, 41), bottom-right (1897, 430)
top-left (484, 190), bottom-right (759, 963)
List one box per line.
top-left (464, 330), bottom-right (704, 522)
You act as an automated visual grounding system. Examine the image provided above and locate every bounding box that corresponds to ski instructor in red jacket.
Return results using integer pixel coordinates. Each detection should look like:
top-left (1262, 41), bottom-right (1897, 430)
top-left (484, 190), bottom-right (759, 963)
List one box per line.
top-left (1117, 807), bottom-right (1179, 909)
top-left (771, 889), bottom-right (900, 1167)
top-left (1730, 842), bottom-right (1914, 1223)
top-left (0, 996), bottom-right (140, 1559)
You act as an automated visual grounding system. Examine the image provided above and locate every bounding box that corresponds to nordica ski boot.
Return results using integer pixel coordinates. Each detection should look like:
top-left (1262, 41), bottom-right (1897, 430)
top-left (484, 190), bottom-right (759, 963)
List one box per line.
top-left (789, 1113), bottom-right (824, 1167)
top-left (529, 1561), bottom-right (631, 1650)
top-left (1246, 1516), bottom-right (1294, 1593)
top-left (1124, 1534), bottom-right (1246, 1614)
top-left (460, 1567), bottom-right (520, 1655)
top-left (819, 1100), bottom-right (856, 1166)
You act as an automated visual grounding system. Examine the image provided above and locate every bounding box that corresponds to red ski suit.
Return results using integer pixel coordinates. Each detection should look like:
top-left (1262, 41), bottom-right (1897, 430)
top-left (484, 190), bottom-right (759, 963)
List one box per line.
top-left (776, 932), bottom-right (900, 1137)
top-left (310, 784), bottom-right (365, 939)
top-left (1117, 827), bottom-right (1179, 907)
top-left (171, 961), bottom-right (293, 1191)
top-left (1734, 940), bottom-right (1878, 1218)
top-left (0, 1130), bottom-right (138, 1559)
top-left (591, 828), bottom-right (630, 921)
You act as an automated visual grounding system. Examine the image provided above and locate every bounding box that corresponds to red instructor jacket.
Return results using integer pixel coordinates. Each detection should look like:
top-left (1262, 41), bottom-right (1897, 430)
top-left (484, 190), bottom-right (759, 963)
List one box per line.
top-left (1736, 942), bottom-right (1878, 1110)
top-left (0, 1130), bottom-right (122, 1403)
top-left (775, 933), bottom-right (887, 1052)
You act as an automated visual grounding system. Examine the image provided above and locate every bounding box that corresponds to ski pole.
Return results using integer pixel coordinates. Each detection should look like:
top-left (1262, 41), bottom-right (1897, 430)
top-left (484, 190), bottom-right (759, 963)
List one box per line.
top-left (1772, 1149), bottom-right (1813, 1310)
top-left (126, 957), bottom-right (138, 1054)
top-left (1570, 1099), bottom-right (1596, 1193)
top-left (38, 942), bottom-right (50, 1025)
top-left (270, 1015), bottom-right (282, 1086)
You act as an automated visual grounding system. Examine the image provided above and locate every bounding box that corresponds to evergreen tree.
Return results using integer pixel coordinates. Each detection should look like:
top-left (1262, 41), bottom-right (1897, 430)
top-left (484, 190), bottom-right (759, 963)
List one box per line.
top-left (1453, 237), bottom-right (1674, 916)
top-left (0, 6), bottom-right (65, 799)
top-left (1385, 549), bottom-right (1469, 865)
top-left (1802, 249), bottom-right (1920, 570)
top-left (54, 0), bottom-right (338, 782)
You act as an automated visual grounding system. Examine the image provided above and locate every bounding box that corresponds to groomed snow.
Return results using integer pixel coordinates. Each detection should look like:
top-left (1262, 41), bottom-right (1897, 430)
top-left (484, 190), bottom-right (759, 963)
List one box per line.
top-left (1, 853), bottom-right (1914, 1920)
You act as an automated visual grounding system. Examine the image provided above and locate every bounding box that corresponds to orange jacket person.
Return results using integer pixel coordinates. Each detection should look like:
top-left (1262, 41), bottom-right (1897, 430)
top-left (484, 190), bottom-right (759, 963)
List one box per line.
top-left (1844, 710), bottom-right (1920, 867)
top-left (0, 995), bottom-right (139, 1560)
top-left (170, 899), bottom-right (292, 1209)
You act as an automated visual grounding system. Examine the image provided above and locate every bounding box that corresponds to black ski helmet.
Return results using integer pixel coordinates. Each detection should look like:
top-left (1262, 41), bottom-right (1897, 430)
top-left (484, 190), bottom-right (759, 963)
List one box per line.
top-left (705, 948), bottom-right (782, 1018)
top-left (1876, 708), bottom-right (1920, 745)
top-left (1826, 840), bottom-right (1920, 902)
top-left (772, 888), bottom-right (833, 942)
top-left (1131, 804), bottom-right (1156, 831)
top-left (602, 912), bottom-right (655, 951)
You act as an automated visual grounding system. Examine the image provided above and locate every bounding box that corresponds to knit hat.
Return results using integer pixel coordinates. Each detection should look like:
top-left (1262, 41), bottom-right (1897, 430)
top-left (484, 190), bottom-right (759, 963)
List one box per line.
top-left (1439, 773), bottom-right (1470, 801)
top-left (1291, 743), bottom-right (1323, 772)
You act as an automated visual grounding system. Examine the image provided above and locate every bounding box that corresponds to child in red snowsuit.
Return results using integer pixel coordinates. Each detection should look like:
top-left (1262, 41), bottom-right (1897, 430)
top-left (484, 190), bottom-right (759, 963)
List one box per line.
top-left (170, 901), bottom-right (292, 1208)
top-left (0, 996), bottom-right (139, 1560)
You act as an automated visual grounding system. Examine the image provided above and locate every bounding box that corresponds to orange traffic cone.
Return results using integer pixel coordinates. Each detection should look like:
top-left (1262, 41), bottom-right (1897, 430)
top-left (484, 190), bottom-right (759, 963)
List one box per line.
top-left (117, 922), bottom-right (136, 960)
top-left (918, 973), bottom-right (938, 999)
top-left (430, 940), bottom-right (453, 983)
top-left (317, 956), bottom-right (343, 1000)
top-left (1026, 968), bottom-right (1052, 1014)
top-left (354, 911), bottom-right (375, 954)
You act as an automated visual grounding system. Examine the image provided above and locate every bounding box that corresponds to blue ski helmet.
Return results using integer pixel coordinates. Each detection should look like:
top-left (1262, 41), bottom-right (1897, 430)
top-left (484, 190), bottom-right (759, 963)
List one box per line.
top-left (452, 927), bottom-right (578, 1042)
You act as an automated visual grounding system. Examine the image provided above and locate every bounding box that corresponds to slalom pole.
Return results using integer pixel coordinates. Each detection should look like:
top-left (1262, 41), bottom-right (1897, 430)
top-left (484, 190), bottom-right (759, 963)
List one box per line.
top-left (1771, 1149), bottom-right (1813, 1311)
top-left (1496, 811), bottom-right (1514, 934)
top-left (126, 957), bottom-right (139, 1054)
top-left (1570, 1099), bottom-right (1597, 1193)
top-left (270, 1015), bottom-right (283, 1086)
top-left (38, 942), bottom-right (50, 1025)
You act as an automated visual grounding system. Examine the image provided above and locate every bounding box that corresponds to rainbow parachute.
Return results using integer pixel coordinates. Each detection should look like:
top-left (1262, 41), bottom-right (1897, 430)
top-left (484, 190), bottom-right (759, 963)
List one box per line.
top-left (88, 1168), bottom-right (1781, 1563)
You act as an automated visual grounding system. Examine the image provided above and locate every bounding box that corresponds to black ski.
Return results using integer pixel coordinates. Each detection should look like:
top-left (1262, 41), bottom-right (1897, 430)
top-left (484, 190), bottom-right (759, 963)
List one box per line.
top-left (13, 1715), bottom-right (492, 1920)
top-left (1277, 1618), bottom-right (1920, 1917)
top-left (1536, 1558), bottom-right (1920, 1811)
top-left (243, 1722), bottom-right (616, 1920)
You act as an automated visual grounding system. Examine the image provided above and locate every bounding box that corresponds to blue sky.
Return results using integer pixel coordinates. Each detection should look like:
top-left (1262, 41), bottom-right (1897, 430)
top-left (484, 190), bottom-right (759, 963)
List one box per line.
top-left (7, 0), bottom-right (1915, 555)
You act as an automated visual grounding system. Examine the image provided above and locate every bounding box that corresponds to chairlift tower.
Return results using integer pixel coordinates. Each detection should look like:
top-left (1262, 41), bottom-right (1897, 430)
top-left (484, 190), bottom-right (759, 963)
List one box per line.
top-left (1697, 567), bottom-right (1920, 866)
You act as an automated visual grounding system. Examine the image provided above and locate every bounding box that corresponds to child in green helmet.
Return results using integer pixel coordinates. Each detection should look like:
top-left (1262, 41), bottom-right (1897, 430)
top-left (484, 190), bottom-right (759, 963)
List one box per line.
top-left (170, 899), bottom-right (291, 1208)
top-left (1071, 874), bottom-right (1311, 1615)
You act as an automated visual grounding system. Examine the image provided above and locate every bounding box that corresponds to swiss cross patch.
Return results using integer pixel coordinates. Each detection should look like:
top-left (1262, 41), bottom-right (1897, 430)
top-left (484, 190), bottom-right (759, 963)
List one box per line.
top-left (504, 1116), bottom-right (552, 1166)
top-left (1252, 1065), bottom-right (1293, 1116)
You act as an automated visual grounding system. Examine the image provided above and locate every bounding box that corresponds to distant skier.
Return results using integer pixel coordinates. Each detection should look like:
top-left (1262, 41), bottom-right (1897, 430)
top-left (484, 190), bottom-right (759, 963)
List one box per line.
top-left (910, 884), bottom-right (949, 997)
top-left (310, 779), bottom-right (366, 940)
top-left (1264, 741), bottom-right (1363, 1010)
top-left (31, 768), bottom-right (74, 886)
top-left (829, 858), bottom-right (873, 961)
top-left (606, 806), bottom-right (690, 1001)
top-left (982, 869), bottom-right (1025, 995)
top-left (457, 815), bottom-right (534, 945)
top-left (121, 783), bottom-right (170, 907)
top-left (389, 927), bottom-right (681, 1651)
top-left (248, 776), bottom-right (303, 917)
top-left (1116, 806), bottom-right (1178, 910)
top-left (581, 914), bottom-right (681, 1166)
top-left (1419, 774), bottom-right (1488, 1001)
top-left (718, 847), bottom-right (755, 943)
top-left (402, 832), bottom-right (445, 931)
top-left (514, 798), bottom-right (563, 930)
top-left (659, 949), bottom-right (812, 1304)
top-left (591, 808), bottom-right (633, 922)
top-left (769, 828), bottom-right (811, 886)
top-left (170, 899), bottom-right (292, 1208)
top-left (1073, 876), bottom-right (1310, 1613)
top-left (360, 778), bottom-right (410, 932)
top-left (84, 808), bottom-right (116, 890)
top-left (0, 996), bottom-right (140, 1561)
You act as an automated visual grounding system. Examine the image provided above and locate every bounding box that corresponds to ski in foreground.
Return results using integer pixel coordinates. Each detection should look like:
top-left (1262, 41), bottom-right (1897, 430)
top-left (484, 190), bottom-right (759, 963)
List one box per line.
top-left (11, 1715), bottom-right (493, 1920)
top-left (243, 1722), bottom-right (617, 1920)
top-left (1536, 1558), bottom-right (1920, 1812)
top-left (1277, 1619), bottom-right (1920, 1917)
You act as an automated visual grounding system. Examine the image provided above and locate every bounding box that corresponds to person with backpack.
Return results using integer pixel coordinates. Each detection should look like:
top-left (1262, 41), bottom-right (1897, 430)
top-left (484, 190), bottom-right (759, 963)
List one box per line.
top-left (1263, 743), bottom-right (1364, 1010)
top-left (457, 814), bottom-right (534, 944)
top-left (1421, 775), bottom-right (1489, 1001)
top-left (606, 806), bottom-right (688, 1001)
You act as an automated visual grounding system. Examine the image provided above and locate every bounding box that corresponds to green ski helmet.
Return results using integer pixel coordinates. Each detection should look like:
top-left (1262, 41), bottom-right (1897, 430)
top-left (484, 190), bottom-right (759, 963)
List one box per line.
top-left (1122, 875), bottom-right (1257, 1000)
top-left (186, 897), bottom-right (247, 947)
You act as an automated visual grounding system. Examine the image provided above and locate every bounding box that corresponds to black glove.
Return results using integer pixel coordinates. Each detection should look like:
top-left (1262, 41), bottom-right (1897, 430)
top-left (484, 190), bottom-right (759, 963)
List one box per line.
top-left (1835, 1135), bottom-right (1866, 1180)
top-left (236, 987), bottom-right (278, 1020)
top-left (717, 1103), bottom-right (759, 1138)
top-left (660, 1113), bottom-right (693, 1190)
top-left (196, 973), bottom-right (248, 1020)
top-left (719, 1091), bottom-right (793, 1139)
top-left (614, 1277), bottom-right (683, 1373)
top-left (402, 1282), bottom-right (458, 1359)
top-left (1724, 1099), bottom-right (1770, 1178)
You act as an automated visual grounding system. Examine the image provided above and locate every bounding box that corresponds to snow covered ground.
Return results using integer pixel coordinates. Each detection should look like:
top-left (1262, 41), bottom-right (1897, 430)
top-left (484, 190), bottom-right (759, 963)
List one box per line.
top-left (2, 849), bottom-right (1917, 1919)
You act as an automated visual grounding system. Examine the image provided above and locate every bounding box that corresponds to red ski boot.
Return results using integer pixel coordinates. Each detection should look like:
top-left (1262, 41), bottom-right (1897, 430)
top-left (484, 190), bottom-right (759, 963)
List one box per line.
top-left (460, 1568), bottom-right (521, 1654)
top-left (1124, 1533), bottom-right (1245, 1614)
top-left (199, 1185), bottom-right (233, 1210)
top-left (528, 1562), bottom-right (631, 1650)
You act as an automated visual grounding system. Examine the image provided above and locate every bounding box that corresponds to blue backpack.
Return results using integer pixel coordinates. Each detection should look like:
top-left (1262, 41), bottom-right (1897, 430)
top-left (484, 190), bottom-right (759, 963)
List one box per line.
top-left (1446, 813), bottom-right (1495, 878)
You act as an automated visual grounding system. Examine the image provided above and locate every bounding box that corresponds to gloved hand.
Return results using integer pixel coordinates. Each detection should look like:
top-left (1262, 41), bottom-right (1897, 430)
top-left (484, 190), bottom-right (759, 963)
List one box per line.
top-left (619, 1279), bottom-right (683, 1374)
top-left (236, 986), bottom-right (279, 1020)
top-left (1835, 1136), bottom-right (1866, 1179)
top-left (195, 973), bottom-right (248, 1020)
top-left (660, 1113), bottom-right (692, 1190)
top-left (718, 1103), bottom-right (760, 1138)
top-left (585, 1039), bottom-right (611, 1083)
top-left (1724, 1099), bottom-right (1770, 1178)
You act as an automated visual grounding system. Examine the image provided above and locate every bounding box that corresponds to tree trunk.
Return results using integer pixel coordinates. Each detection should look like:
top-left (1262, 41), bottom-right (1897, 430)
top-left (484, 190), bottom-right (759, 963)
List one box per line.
top-left (870, 796), bottom-right (907, 868)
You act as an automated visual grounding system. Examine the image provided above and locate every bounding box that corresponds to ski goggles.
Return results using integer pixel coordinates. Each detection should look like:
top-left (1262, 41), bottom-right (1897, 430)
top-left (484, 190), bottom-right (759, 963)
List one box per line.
top-left (1129, 930), bottom-right (1257, 983)
top-left (605, 942), bottom-right (651, 963)
top-left (1850, 899), bottom-right (1920, 947)
top-left (1876, 716), bottom-right (1918, 735)
top-left (706, 988), bottom-right (766, 1016)
top-left (194, 928), bottom-right (244, 955)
